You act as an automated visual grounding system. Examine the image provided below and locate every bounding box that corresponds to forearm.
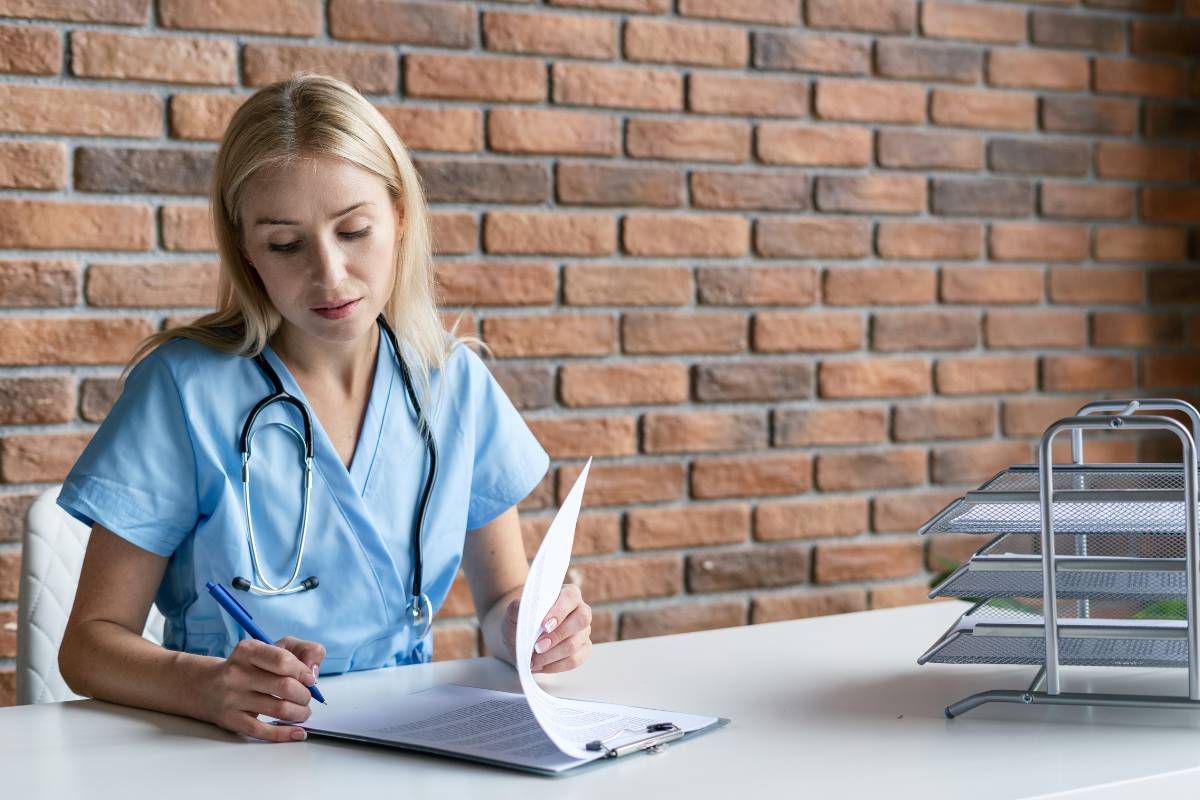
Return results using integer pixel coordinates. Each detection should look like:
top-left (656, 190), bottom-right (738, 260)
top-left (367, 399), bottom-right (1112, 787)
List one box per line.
top-left (479, 585), bottom-right (523, 667)
top-left (59, 619), bottom-right (219, 722)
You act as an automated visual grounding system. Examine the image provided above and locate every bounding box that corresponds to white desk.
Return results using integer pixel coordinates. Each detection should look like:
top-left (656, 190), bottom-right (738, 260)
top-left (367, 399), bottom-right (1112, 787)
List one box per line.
top-left (7, 602), bottom-right (1200, 798)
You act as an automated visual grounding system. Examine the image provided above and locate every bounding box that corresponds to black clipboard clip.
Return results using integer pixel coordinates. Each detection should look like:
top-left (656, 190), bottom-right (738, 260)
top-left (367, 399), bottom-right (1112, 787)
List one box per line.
top-left (585, 722), bottom-right (684, 759)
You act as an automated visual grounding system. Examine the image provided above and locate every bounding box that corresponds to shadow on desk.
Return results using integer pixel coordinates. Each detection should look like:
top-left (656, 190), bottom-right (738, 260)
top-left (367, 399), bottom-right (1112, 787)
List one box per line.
top-left (61, 694), bottom-right (541, 781)
top-left (63, 699), bottom-right (245, 742)
top-left (52, 696), bottom-right (549, 788)
top-left (803, 663), bottom-right (1200, 731)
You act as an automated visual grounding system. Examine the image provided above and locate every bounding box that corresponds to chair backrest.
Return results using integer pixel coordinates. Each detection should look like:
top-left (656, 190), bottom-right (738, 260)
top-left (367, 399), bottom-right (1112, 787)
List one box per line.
top-left (17, 486), bottom-right (165, 705)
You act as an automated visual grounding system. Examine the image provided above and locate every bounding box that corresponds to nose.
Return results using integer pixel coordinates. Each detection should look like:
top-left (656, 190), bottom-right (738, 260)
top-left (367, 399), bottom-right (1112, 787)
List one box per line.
top-left (309, 231), bottom-right (349, 290)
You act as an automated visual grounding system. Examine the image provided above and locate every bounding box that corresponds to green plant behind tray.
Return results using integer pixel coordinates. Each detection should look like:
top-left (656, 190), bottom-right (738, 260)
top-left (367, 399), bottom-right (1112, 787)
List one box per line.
top-left (928, 554), bottom-right (959, 589)
top-left (928, 554), bottom-right (986, 605)
top-left (1134, 599), bottom-right (1188, 620)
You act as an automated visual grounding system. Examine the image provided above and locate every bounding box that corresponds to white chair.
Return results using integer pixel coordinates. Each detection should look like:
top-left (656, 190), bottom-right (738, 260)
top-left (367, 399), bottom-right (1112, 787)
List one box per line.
top-left (16, 486), bottom-right (165, 704)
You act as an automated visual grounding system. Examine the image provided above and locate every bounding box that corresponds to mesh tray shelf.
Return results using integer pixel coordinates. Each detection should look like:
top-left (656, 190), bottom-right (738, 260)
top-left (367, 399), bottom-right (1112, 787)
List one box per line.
top-left (919, 598), bottom-right (1190, 669)
top-left (978, 532), bottom-right (1187, 559)
top-left (921, 464), bottom-right (1196, 537)
top-left (931, 533), bottom-right (1189, 600)
top-left (932, 560), bottom-right (1186, 600)
top-left (980, 464), bottom-right (1196, 493)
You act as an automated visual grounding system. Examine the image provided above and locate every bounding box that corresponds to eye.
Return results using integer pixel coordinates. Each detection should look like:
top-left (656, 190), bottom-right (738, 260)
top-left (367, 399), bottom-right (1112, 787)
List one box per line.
top-left (266, 228), bottom-right (371, 254)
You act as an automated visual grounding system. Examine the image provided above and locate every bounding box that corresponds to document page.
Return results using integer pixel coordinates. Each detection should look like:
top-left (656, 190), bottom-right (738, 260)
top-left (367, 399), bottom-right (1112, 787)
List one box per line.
top-left (514, 459), bottom-right (716, 759)
top-left (305, 684), bottom-right (593, 773)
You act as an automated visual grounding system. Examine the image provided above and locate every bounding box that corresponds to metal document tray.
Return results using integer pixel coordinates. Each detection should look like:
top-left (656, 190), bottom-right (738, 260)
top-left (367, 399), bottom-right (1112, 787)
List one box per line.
top-left (930, 532), bottom-right (1188, 600)
top-left (920, 464), bottom-right (1195, 537)
top-left (919, 598), bottom-right (1189, 669)
top-left (915, 398), bottom-right (1200, 717)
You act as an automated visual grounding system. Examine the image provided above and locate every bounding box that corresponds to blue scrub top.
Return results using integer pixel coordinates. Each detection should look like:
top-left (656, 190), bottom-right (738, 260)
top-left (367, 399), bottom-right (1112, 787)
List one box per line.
top-left (57, 326), bottom-right (549, 674)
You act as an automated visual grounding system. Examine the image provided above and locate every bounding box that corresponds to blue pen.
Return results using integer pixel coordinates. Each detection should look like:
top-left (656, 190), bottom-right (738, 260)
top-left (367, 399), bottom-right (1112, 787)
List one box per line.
top-left (205, 581), bottom-right (327, 705)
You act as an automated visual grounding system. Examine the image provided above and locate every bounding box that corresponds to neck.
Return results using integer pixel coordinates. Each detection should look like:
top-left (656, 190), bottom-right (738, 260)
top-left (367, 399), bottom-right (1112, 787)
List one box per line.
top-left (270, 319), bottom-right (379, 396)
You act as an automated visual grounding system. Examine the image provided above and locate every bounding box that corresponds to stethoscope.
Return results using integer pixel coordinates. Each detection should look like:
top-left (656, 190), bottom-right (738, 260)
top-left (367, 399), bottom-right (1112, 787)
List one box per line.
top-left (232, 314), bottom-right (437, 639)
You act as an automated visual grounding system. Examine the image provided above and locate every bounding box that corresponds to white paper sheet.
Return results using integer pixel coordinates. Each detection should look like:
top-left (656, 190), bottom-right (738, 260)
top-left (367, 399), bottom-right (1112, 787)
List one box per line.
top-left (513, 458), bottom-right (717, 759)
top-left (515, 458), bottom-right (621, 758)
top-left (306, 684), bottom-right (593, 773)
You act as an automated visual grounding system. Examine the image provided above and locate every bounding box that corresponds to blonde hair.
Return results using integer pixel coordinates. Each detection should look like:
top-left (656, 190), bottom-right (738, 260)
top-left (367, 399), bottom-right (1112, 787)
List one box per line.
top-left (127, 71), bottom-right (478, 430)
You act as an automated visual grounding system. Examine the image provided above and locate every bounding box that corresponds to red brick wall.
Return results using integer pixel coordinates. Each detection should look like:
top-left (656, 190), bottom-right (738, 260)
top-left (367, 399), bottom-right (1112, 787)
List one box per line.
top-left (0, 0), bottom-right (1198, 706)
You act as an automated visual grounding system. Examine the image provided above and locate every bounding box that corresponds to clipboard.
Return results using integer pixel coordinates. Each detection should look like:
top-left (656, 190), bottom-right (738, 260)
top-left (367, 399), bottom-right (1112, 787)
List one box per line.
top-left (298, 714), bottom-right (729, 777)
top-left (290, 684), bottom-right (729, 777)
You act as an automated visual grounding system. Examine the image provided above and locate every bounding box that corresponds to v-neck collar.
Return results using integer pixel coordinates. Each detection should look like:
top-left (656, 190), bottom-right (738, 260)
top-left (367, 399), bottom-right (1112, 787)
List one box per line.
top-left (261, 323), bottom-right (394, 496)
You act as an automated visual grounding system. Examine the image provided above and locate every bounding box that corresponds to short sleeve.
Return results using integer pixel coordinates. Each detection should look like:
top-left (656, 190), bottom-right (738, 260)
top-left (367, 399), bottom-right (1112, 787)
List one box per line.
top-left (461, 346), bottom-right (550, 531)
top-left (56, 349), bottom-right (199, 557)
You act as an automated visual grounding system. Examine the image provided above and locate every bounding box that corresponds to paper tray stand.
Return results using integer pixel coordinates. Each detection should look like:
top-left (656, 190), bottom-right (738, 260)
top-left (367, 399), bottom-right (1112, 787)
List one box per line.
top-left (916, 398), bottom-right (1200, 718)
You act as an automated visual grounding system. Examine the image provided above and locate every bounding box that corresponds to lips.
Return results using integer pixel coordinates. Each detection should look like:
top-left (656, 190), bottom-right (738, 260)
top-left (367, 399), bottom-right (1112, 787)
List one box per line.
top-left (311, 297), bottom-right (363, 320)
top-left (312, 298), bottom-right (358, 311)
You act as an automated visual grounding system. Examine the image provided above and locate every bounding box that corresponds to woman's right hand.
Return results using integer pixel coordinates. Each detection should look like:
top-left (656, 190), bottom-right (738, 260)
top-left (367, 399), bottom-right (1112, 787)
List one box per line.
top-left (198, 636), bottom-right (325, 742)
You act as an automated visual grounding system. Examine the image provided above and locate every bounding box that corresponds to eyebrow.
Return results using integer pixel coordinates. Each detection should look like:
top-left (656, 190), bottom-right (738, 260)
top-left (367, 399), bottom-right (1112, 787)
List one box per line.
top-left (254, 201), bottom-right (372, 227)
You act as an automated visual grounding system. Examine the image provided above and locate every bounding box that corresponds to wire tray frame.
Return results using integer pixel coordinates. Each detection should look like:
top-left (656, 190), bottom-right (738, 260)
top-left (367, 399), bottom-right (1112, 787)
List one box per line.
top-left (919, 598), bottom-right (1190, 669)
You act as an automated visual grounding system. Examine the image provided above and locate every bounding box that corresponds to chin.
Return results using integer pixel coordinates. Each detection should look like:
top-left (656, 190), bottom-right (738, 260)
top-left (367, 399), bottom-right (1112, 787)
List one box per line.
top-left (315, 316), bottom-right (374, 338)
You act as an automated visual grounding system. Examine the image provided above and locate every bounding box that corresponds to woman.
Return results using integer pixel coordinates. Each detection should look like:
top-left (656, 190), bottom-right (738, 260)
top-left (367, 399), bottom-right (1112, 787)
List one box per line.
top-left (56, 72), bottom-right (592, 743)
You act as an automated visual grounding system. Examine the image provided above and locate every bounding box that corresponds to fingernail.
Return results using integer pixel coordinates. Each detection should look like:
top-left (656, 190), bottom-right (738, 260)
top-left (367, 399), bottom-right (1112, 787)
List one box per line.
top-left (313, 664), bottom-right (319, 679)
top-left (534, 637), bottom-right (551, 654)
top-left (291, 729), bottom-right (307, 742)
top-left (544, 617), bottom-right (558, 634)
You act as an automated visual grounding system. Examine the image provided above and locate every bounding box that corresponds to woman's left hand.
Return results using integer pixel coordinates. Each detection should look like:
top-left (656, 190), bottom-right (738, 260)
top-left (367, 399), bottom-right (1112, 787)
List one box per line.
top-left (502, 583), bottom-right (593, 673)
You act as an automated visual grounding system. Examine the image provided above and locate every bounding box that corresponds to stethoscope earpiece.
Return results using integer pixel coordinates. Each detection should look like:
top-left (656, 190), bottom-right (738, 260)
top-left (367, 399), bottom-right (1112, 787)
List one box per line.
top-left (232, 574), bottom-right (318, 596)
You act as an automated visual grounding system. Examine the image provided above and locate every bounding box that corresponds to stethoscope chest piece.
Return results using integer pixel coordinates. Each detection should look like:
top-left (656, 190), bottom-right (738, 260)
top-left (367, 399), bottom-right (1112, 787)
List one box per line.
top-left (408, 594), bottom-right (433, 639)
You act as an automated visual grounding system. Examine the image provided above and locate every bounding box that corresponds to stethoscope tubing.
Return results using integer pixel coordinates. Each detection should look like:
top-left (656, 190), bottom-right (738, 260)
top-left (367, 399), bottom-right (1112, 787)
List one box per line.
top-left (236, 315), bottom-right (437, 633)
